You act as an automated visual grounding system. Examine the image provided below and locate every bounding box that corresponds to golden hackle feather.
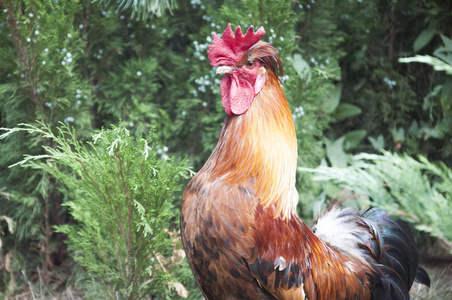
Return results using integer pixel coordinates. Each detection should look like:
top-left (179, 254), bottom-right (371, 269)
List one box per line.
top-left (205, 43), bottom-right (297, 220)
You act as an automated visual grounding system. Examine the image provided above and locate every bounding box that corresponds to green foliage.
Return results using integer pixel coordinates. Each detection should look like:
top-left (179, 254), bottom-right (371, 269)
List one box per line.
top-left (303, 151), bottom-right (452, 253)
top-left (96, 0), bottom-right (175, 19)
top-left (1, 123), bottom-right (194, 299)
top-left (0, 0), bottom-right (93, 294)
top-left (399, 34), bottom-right (452, 153)
top-left (0, 0), bottom-right (90, 127)
top-left (300, 0), bottom-right (452, 173)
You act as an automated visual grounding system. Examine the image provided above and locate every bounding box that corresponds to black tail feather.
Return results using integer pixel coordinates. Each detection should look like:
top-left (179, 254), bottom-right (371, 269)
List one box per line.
top-left (360, 208), bottom-right (430, 299)
top-left (372, 265), bottom-right (410, 300)
top-left (415, 266), bottom-right (431, 287)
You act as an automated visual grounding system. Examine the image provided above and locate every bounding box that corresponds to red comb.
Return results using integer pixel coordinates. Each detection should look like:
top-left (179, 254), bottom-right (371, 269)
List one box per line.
top-left (207, 23), bottom-right (266, 67)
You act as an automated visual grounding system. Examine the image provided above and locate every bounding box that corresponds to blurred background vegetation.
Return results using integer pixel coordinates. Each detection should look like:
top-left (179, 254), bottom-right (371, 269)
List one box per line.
top-left (0, 0), bottom-right (451, 299)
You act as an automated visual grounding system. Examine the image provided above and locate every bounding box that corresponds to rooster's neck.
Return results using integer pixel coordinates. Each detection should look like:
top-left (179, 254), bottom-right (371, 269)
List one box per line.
top-left (206, 73), bottom-right (298, 220)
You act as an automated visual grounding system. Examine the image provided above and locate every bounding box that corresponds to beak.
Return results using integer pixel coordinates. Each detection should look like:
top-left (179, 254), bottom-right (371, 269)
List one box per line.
top-left (216, 66), bottom-right (234, 74)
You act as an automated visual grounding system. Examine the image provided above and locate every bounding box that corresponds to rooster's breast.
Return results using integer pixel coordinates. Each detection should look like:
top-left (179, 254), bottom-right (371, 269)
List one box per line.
top-left (180, 174), bottom-right (275, 299)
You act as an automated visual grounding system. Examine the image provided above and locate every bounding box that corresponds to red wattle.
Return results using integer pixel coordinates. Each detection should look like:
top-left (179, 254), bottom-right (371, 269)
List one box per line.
top-left (220, 73), bottom-right (255, 116)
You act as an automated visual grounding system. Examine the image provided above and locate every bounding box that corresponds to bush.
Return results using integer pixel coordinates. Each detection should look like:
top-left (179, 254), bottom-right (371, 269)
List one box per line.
top-left (1, 123), bottom-right (195, 299)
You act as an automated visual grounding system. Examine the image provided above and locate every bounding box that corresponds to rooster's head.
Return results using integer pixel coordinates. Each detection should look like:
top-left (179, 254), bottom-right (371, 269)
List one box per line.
top-left (207, 24), bottom-right (282, 116)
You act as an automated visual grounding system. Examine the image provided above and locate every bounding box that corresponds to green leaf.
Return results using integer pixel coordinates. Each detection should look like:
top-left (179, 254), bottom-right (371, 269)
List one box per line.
top-left (343, 130), bottom-right (367, 150)
top-left (399, 55), bottom-right (452, 75)
top-left (423, 84), bottom-right (443, 113)
top-left (441, 77), bottom-right (452, 110)
top-left (390, 127), bottom-right (405, 142)
top-left (292, 53), bottom-right (310, 81)
top-left (368, 135), bottom-right (385, 150)
top-left (408, 121), bottom-right (421, 138)
top-left (421, 124), bottom-right (444, 140)
top-left (333, 103), bottom-right (362, 121)
top-left (322, 84), bottom-right (342, 114)
top-left (433, 35), bottom-right (452, 66)
top-left (434, 51), bottom-right (452, 66)
top-left (413, 27), bottom-right (436, 52)
top-left (353, 79), bottom-right (366, 92)
top-left (325, 136), bottom-right (347, 168)
top-left (440, 34), bottom-right (452, 50)
top-left (324, 182), bottom-right (343, 199)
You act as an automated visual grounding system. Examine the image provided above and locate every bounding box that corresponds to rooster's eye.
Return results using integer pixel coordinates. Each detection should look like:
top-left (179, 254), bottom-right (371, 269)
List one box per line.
top-left (246, 61), bottom-right (254, 67)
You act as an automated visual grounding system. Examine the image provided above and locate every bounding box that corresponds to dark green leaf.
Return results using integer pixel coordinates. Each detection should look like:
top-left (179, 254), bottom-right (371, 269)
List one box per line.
top-left (413, 28), bottom-right (436, 53)
top-left (325, 136), bottom-right (347, 168)
top-left (343, 130), bottom-right (367, 150)
top-left (368, 135), bottom-right (385, 150)
top-left (322, 84), bottom-right (342, 114)
top-left (292, 53), bottom-right (310, 80)
top-left (333, 103), bottom-right (362, 121)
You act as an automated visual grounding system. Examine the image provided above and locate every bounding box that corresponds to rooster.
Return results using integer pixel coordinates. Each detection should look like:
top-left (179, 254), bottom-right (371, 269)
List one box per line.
top-left (180, 24), bottom-right (430, 300)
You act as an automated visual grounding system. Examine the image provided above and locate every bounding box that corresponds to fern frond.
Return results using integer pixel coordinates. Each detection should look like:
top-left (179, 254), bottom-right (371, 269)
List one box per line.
top-left (301, 151), bottom-right (452, 252)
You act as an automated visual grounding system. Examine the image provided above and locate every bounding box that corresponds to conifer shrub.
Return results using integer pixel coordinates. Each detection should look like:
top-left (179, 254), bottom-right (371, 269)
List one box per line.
top-left (1, 123), bottom-right (195, 299)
